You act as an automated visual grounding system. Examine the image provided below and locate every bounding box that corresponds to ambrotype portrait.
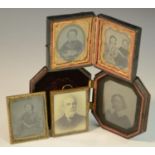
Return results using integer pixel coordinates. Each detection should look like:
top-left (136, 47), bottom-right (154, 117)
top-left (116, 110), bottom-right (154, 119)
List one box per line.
top-left (7, 92), bottom-right (48, 143)
top-left (50, 87), bottom-right (89, 136)
top-left (49, 13), bottom-right (94, 70)
top-left (103, 28), bottom-right (130, 70)
top-left (57, 25), bottom-right (85, 61)
top-left (93, 73), bottom-right (150, 138)
top-left (103, 79), bottom-right (137, 130)
top-left (96, 15), bottom-right (141, 82)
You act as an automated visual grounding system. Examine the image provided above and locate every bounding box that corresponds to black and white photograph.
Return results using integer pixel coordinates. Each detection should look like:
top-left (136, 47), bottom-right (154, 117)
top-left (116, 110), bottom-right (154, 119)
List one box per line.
top-left (7, 92), bottom-right (49, 143)
top-left (103, 28), bottom-right (130, 70)
top-left (50, 87), bottom-right (89, 136)
top-left (56, 24), bottom-right (85, 62)
top-left (49, 14), bottom-right (94, 70)
top-left (103, 79), bottom-right (137, 129)
top-left (96, 16), bottom-right (141, 82)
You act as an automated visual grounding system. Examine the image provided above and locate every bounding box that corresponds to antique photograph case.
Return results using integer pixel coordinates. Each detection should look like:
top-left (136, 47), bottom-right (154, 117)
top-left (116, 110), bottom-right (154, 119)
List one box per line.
top-left (95, 14), bottom-right (141, 82)
top-left (7, 92), bottom-right (49, 144)
top-left (92, 72), bottom-right (150, 138)
top-left (47, 12), bottom-right (95, 71)
top-left (47, 12), bottom-right (141, 82)
top-left (50, 87), bottom-right (89, 137)
top-left (30, 66), bottom-right (91, 131)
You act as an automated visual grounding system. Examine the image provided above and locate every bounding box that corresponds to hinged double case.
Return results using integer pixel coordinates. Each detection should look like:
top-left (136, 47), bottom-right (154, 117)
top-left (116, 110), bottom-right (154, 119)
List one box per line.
top-left (46, 12), bottom-right (141, 82)
top-left (30, 66), bottom-right (150, 138)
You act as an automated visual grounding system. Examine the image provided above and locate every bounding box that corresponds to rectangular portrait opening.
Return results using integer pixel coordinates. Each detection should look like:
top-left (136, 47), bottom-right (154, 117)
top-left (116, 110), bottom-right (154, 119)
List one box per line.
top-left (95, 14), bottom-right (141, 82)
top-left (7, 92), bottom-right (49, 144)
top-left (50, 87), bottom-right (89, 136)
top-left (47, 12), bottom-right (95, 71)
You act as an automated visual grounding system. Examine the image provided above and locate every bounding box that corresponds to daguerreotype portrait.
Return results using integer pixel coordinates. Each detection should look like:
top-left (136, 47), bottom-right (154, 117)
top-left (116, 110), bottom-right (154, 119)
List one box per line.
top-left (103, 29), bottom-right (130, 70)
top-left (96, 14), bottom-right (141, 82)
top-left (7, 92), bottom-right (49, 143)
top-left (50, 87), bottom-right (89, 136)
top-left (93, 73), bottom-right (150, 138)
top-left (47, 12), bottom-right (94, 70)
top-left (103, 80), bottom-right (137, 129)
top-left (57, 25), bottom-right (85, 61)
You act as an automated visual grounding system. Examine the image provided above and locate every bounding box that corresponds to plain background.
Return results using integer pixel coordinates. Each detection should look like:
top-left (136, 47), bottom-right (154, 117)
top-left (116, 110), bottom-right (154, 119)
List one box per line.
top-left (0, 8), bottom-right (155, 146)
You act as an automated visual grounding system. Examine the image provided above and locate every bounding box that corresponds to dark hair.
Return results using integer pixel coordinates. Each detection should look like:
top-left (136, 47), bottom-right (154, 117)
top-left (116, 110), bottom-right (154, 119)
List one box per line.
top-left (111, 94), bottom-right (126, 109)
top-left (24, 103), bottom-right (34, 111)
top-left (67, 29), bottom-right (78, 37)
top-left (63, 95), bottom-right (77, 106)
top-left (109, 35), bottom-right (117, 42)
top-left (122, 39), bottom-right (129, 45)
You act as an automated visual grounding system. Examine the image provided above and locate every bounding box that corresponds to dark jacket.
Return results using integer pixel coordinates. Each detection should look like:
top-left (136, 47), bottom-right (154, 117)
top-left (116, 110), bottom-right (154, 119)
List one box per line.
top-left (55, 113), bottom-right (85, 130)
top-left (106, 111), bottom-right (131, 129)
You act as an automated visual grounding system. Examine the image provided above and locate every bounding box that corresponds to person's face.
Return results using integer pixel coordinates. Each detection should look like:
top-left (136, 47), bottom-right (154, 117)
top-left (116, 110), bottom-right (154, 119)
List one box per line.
top-left (112, 96), bottom-right (125, 112)
top-left (122, 40), bottom-right (129, 50)
top-left (25, 104), bottom-right (33, 113)
top-left (109, 37), bottom-right (117, 48)
top-left (67, 31), bottom-right (77, 42)
top-left (63, 97), bottom-right (77, 118)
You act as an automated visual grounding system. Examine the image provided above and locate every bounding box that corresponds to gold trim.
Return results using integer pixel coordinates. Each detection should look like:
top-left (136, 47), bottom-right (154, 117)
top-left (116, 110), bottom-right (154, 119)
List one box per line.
top-left (62, 84), bottom-right (73, 90)
top-left (50, 17), bottom-right (94, 70)
top-left (89, 102), bottom-right (94, 110)
top-left (89, 80), bottom-right (94, 88)
top-left (96, 17), bottom-right (136, 81)
top-left (50, 87), bottom-right (89, 137)
top-left (7, 92), bottom-right (49, 144)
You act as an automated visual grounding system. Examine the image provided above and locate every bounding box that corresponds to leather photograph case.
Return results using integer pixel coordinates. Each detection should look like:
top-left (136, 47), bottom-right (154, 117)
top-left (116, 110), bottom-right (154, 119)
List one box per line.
top-left (29, 66), bottom-right (150, 139)
top-left (92, 72), bottom-right (150, 138)
top-left (47, 12), bottom-right (141, 82)
top-left (30, 66), bottom-right (91, 131)
top-left (46, 12), bottom-right (95, 71)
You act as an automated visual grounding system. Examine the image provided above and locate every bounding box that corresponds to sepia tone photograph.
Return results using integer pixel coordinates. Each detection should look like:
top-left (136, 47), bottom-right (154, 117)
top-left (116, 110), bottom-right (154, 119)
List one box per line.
top-left (103, 28), bottom-right (130, 70)
top-left (50, 87), bottom-right (89, 136)
top-left (95, 15), bottom-right (141, 82)
top-left (56, 24), bottom-right (85, 62)
top-left (7, 92), bottom-right (49, 144)
top-left (103, 79), bottom-right (137, 130)
top-left (48, 12), bottom-right (94, 70)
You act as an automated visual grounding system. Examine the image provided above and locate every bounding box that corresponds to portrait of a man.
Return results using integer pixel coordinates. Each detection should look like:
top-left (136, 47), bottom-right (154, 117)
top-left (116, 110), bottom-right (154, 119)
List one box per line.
top-left (55, 95), bottom-right (85, 130)
top-left (57, 26), bottom-right (84, 61)
top-left (51, 88), bottom-right (88, 136)
top-left (105, 94), bottom-right (131, 129)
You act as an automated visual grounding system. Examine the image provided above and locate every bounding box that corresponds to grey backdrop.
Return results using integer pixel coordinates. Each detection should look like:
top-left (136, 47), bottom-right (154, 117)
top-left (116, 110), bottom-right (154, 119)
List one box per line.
top-left (0, 9), bottom-right (155, 146)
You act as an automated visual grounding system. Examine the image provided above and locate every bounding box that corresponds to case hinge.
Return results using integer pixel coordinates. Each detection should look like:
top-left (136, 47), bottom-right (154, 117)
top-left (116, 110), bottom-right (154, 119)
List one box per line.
top-left (89, 80), bottom-right (94, 110)
top-left (89, 80), bottom-right (94, 88)
top-left (89, 102), bottom-right (94, 110)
